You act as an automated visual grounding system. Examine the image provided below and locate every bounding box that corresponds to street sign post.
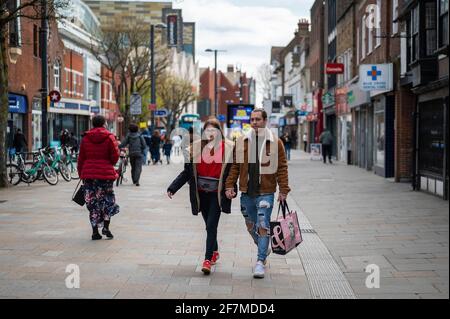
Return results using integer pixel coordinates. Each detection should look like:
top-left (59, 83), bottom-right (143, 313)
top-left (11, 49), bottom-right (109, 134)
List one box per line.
top-left (154, 108), bottom-right (168, 117)
top-left (130, 93), bottom-right (142, 115)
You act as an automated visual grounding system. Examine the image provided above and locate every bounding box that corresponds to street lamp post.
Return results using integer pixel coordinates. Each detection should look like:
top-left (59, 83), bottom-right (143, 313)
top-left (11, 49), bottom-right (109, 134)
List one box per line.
top-left (150, 23), bottom-right (166, 131)
top-left (40, 0), bottom-right (48, 147)
top-left (205, 49), bottom-right (226, 117)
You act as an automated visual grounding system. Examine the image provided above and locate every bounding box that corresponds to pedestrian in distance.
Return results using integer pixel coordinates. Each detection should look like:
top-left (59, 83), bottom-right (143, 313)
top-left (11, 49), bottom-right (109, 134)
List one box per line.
top-left (280, 132), bottom-right (292, 161)
top-left (319, 129), bottom-right (334, 164)
top-left (141, 128), bottom-right (151, 166)
top-left (119, 123), bottom-right (147, 186)
top-left (13, 128), bottom-right (27, 153)
top-left (77, 115), bottom-right (120, 240)
top-left (69, 132), bottom-right (79, 154)
top-left (163, 136), bottom-right (173, 164)
top-left (172, 134), bottom-right (182, 156)
top-left (60, 129), bottom-right (70, 148)
top-left (167, 117), bottom-right (237, 275)
top-left (150, 130), bottom-right (163, 165)
top-left (303, 132), bottom-right (308, 152)
top-left (225, 108), bottom-right (291, 279)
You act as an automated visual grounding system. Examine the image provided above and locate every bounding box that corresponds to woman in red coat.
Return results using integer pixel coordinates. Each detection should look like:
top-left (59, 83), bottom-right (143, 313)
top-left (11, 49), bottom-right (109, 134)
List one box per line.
top-left (77, 115), bottom-right (120, 240)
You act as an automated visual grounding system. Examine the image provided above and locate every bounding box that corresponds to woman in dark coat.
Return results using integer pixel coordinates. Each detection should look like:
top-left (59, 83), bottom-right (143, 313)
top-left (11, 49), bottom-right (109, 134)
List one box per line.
top-left (77, 115), bottom-right (120, 240)
top-left (167, 118), bottom-right (237, 275)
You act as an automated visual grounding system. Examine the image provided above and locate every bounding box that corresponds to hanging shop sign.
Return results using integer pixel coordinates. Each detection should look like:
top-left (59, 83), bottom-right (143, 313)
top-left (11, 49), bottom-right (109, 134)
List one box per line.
top-left (359, 64), bottom-right (394, 92)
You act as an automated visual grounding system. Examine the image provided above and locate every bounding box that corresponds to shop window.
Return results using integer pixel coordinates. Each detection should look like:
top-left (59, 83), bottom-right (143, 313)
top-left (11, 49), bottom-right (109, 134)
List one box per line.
top-left (375, 112), bottom-right (385, 168)
top-left (419, 100), bottom-right (444, 176)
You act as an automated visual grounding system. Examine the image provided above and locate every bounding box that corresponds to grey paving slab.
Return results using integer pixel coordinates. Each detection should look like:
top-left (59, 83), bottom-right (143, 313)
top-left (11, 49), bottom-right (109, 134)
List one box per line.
top-left (0, 150), bottom-right (448, 299)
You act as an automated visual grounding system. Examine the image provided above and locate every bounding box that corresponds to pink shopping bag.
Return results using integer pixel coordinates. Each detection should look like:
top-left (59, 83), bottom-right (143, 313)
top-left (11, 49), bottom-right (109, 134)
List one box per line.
top-left (270, 201), bottom-right (303, 255)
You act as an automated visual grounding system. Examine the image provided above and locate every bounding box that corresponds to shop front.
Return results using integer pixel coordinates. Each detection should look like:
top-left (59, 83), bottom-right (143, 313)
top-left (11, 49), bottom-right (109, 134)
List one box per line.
top-left (415, 93), bottom-right (448, 199)
top-left (372, 94), bottom-right (395, 178)
top-left (7, 93), bottom-right (28, 151)
top-left (347, 83), bottom-right (371, 170)
top-left (48, 99), bottom-right (91, 146)
top-left (336, 87), bottom-right (352, 164)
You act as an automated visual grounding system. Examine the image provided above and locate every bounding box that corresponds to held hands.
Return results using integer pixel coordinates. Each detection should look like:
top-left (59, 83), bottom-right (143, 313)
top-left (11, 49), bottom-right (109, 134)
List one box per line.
top-left (278, 193), bottom-right (287, 202)
top-left (225, 188), bottom-right (236, 199)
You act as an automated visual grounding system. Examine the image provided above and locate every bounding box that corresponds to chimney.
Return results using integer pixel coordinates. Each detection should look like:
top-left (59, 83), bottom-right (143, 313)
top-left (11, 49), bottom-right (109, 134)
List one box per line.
top-left (227, 64), bottom-right (234, 73)
top-left (296, 19), bottom-right (310, 37)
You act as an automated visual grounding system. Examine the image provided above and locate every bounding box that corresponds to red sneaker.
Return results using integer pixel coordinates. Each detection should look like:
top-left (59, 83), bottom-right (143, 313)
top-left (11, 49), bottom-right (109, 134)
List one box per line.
top-left (201, 260), bottom-right (211, 275)
top-left (211, 251), bottom-right (220, 265)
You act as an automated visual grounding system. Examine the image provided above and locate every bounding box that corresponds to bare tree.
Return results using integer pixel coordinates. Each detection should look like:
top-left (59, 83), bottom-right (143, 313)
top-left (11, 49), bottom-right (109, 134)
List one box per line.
top-left (90, 25), bottom-right (170, 131)
top-left (0, 0), bottom-right (69, 188)
top-left (256, 63), bottom-right (272, 100)
top-left (157, 73), bottom-right (197, 137)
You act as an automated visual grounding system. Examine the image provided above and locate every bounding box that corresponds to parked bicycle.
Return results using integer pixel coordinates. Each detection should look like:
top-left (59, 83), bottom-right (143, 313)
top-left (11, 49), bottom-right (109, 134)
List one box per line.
top-left (46, 147), bottom-right (72, 182)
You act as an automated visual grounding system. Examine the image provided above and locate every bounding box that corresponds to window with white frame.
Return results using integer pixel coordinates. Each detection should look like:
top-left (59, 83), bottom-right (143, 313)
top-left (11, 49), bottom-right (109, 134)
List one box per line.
top-left (361, 17), bottom-right (366, 59)
top-left (367, 15), bottom-right (374, 53)
top-left (411, 5), bottom-right (419, 62)
top-left (392, 0), bottom-right (399, 35)
top-left (376, 0), bottom-right (382, 47)
top-left (53, 61), bottom-right (61, 90)
top-left (439, 0), bottom-right (449, 47)
top-left (8, 0), bottom-right (22, 47)
top-left (357, 27), bottom-right (360, 64)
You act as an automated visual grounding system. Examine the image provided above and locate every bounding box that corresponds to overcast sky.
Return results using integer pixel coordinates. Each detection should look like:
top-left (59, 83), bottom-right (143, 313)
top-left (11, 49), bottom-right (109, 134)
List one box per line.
top-left (114, 0), bottom-right (315, 106)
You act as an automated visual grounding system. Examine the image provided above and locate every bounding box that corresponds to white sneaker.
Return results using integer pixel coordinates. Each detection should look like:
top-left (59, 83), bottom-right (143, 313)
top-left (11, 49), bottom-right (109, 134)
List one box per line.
top-left (253, 261), bottom-right (265, 279)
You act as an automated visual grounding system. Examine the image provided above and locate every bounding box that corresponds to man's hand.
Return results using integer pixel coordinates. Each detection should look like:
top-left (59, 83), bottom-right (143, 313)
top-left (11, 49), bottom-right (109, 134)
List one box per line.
top-left (167, 191), bottom-right (174, 199)
top-left (278, 193), bottom-right (287, 202)
top-left (225, 189), bottom-right (236, 199)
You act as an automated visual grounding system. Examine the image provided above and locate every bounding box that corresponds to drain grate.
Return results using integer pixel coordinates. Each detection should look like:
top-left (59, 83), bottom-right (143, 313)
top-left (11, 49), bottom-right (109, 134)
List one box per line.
top-left (301, 229), bottom-right (317, 234)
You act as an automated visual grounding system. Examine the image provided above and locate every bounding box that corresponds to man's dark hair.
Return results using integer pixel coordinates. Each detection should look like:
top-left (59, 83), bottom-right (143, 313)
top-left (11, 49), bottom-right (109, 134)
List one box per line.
top-left (92, 115), bottom-right (106, 128)
top-left (252, 108), bottom-right (268, 120)
top-left (17, 128), bottom-right (21, 133)
top-left (129, 123), bottom-right (139, 133)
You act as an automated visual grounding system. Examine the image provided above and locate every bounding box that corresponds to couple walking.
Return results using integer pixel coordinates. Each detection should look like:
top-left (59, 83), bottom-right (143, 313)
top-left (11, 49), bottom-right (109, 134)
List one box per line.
top-left (167, 109), bottom-right (290, 279)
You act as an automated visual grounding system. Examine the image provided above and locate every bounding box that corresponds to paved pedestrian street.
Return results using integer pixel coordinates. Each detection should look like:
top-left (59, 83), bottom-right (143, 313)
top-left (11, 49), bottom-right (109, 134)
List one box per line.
top-left (0, 151), bottom-right (448, 299)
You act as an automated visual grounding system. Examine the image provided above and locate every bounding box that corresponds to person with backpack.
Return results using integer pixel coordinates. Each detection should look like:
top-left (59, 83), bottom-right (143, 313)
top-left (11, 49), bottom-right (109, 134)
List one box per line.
top-left (119, 123), bottom-right (147, 186)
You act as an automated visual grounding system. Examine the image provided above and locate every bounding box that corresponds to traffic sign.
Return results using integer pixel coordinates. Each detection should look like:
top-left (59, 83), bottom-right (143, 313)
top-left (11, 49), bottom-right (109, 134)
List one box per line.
top-left (154, 108), bottom-right (168, 117)
top-left (130, 93), bottom-right (142, 115)
top-left (148, 103), bottom-right (157, 111)
top-left (49, 90), bottom-right (61, 103)
top-left (218, 114), bottom-right (226, 122)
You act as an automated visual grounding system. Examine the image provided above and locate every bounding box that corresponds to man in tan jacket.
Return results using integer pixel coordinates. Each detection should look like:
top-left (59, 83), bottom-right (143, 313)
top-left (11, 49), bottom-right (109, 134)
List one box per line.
top-left (225, 108), bottom-right (290, 278)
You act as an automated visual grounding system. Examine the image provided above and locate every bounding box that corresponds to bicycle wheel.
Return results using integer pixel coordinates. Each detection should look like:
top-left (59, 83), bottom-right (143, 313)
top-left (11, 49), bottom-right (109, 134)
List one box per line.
top-left (22, 161), bottom-right (39, 183)
top-left (68, 161), bottom-right (79, 180)
top-left (6, 164), bottom-right (21, 185)
top-left (42, 164), bottom-right (59, 185)
top-left (58, 162), bottom-right (72, 182)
